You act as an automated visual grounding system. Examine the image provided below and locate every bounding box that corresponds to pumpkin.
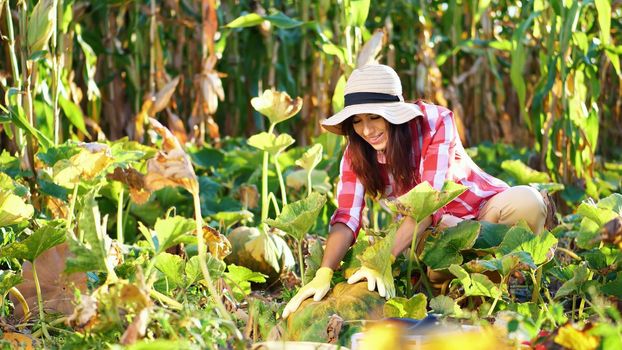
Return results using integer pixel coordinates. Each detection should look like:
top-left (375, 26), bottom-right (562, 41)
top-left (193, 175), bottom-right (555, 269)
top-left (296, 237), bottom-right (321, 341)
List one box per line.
top-left (225, 226), bottom-right (295, 283)
top-left (284, 282), bottom-right (385, 343)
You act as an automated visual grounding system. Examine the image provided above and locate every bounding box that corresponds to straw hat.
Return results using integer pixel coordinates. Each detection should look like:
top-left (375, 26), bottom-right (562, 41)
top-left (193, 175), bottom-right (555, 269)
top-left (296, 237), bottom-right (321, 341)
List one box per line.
top-left (321, 64), bottom-right (424, 135)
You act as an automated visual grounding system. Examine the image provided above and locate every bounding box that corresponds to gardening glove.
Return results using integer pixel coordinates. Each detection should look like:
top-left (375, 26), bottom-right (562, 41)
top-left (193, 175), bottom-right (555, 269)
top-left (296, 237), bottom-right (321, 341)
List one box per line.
top-left (347, 255), bottom-right (396, 299)
top-left (282, 267), bottom-right (333, 319)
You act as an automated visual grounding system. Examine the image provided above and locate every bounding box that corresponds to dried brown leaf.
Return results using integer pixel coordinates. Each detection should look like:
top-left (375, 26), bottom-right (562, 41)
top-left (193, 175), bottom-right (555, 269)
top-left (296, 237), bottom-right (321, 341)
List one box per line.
top-left (326, 314), bottom-right (344, 344)
top-left (67, 294), bottom-right (99, 332)
top-left (356, 29), bottom-right (385, 68)
top-left (200, 225), bottom-right (232, 260)
top-left (237, 184), bottom-right (259, 209)
top-left (1, 332), bottom-right (36, 350)
top-left (150, 76), bottom-right (181, 115)
top-left (120, 307), bottom-right (150, 345)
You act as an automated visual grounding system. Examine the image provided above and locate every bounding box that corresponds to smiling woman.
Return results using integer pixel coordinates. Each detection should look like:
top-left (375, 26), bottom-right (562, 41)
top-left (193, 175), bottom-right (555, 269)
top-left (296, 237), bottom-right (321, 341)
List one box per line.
top-left (281, 64), bottom-right (548, 319)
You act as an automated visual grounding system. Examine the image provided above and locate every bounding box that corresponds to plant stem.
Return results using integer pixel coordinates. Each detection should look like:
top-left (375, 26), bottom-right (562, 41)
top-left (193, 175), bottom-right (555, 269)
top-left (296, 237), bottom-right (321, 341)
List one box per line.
top-left (306, 168), bottom-right (313, 197)
top-left (406, 220), bottom-right (433, 296)
top-left (273, 153), bottom-right (287, 206)
top-left (51, 0), bottom-right (61, 144)
top-left (117, 188), bottom-right (124, 243)
top-left (192, 191), bottom-right (231, 321)
top-left (67, 185), bottom-right (79, 239)
top-left (267, 192), bottom-right (281, 216)
top-left (297, 239), bottom-right (305, 285)
top-left (557, 247), bottom-right (582, 261)
top-left (260, 123), bottom-right (277, 221)
top-left (8, 287), bottom-right (30, 321)
top-left (149, 289), bottom-right (183, 310)
top-left (18, 0), bottom-right (36, 175)
top-left (31, 261), bottom-right (48, 338)
top-left (531, 267), bottom-right (542, 303)
top-left (4, 0), bottom-right (25, 154)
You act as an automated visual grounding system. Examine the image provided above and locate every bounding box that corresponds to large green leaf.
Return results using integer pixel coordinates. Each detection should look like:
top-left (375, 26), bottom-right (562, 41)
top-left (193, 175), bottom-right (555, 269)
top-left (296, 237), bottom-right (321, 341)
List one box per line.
top-left (448, 264), bottom-right (502, 299)
top-left (601, 272), bottom-right (622, 298)
top-left (152, 216), bottom-right (196, 254)
top-left (59, 95), bottom-right (91, 137)
top-left (420, 220), bottom-right (480, 270)
top-left (500, 160), bottom-right (550, 184)
top-left (473, 222), bottom-right (511, 249)
top-left (356, 225), bottom-right (397, 294)
top-left (429, 295), bottom-right (462, 316)
top-left (0, 270), bottom-right (23, 295)
top-left (247, 132), bottom-right (295, 156)
top-left (497, 226), bottom-right (557, 265)
top-left (155, 253), bottom-right (185, 288)
top-left (597, 194), bottom-right (622, 216)
top-left (225, 11), bottom-right (303, 29)
top-left (0, 220), bottom-right (65, 262)
top-left (577, 200), bottom-right (619, 228)
top-left (386, 181), bottom-right (468, 222)
top-left (555, 264), bottom-right (589, 299)
top-left (185, 254), bottom-right (225, 287)
top-left (264, 11), bottom-right (304, 29)
top-left (348, 0), bottom-right (370, 27)
top-left (0, 190), bottom-right (34, 227)
top-left (383, 293), bottom-right (427, 319)
top-left (264, 192), bottom-right (326, 241)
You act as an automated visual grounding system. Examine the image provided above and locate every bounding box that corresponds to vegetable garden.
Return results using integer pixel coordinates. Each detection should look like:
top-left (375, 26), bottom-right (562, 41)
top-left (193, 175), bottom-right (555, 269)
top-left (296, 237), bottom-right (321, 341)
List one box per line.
top-left (1, 0), bottom-right (622, 349)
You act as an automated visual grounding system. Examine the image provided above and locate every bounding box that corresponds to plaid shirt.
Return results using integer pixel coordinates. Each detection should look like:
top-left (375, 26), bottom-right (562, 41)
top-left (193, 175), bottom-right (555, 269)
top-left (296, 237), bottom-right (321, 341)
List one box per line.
top-left (330, 101), bottom-right (509, 239)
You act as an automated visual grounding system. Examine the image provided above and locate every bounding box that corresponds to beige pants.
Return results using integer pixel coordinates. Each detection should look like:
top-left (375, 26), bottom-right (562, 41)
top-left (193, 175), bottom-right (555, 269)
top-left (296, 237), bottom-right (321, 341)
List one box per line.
top-left (427, 185), bottom-right (547, 284)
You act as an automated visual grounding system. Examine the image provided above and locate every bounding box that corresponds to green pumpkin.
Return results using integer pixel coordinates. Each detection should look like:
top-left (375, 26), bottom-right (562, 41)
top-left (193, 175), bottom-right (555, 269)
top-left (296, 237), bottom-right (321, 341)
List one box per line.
top-left (225, 226), bottom-right (295, 283)
top-left (285, 282), bottom-right (385, 343)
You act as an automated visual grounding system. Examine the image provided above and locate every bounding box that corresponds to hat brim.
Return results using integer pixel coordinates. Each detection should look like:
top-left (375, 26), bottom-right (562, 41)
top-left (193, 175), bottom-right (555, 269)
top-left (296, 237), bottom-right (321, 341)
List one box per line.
top-left (320, 102), bottom-right (424, 135)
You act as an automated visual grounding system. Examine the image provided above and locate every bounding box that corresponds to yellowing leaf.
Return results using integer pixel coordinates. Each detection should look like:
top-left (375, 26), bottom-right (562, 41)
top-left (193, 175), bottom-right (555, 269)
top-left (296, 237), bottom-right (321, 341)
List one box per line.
top-left (199, 225), bottom-right (232, 260)
top-left (554, 324), bottom-right (599, 350)
top-left (52, 143), bottom-right (113, 188)
top-left (295, 144), bottom-right (323, 172)
top-left (387, 181), bottom-right (468, 222)
top-left (1, 332), bottom-right (36, 350)
top-left (27, 0), bottom-right (56, 53)
top-left (0, 190), bottom-right (34, 226)
top-left (251, 89), bottom-right (302, 125)
top-left (247, 132), bottom-right (295, 156)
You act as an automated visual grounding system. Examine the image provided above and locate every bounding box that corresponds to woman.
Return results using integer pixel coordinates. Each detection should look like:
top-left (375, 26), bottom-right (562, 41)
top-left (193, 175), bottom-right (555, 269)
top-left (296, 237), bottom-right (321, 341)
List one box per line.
top-left (282, 64), bottom-right (547, 318)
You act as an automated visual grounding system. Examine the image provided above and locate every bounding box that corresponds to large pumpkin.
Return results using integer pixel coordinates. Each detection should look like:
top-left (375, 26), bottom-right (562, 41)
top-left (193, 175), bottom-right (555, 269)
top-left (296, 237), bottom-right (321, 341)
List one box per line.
top-left (225, 226), bottom-right (295, 283)
top-left (284, 282), bottom-right (385, 343)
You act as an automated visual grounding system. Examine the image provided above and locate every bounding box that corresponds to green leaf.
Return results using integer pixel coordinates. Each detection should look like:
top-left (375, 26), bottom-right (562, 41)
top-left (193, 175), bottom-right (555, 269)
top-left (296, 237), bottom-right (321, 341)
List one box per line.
top-left (155, 253), bottom-right (185, 288)
top-left (500, 160), bottom-right (550, 184)
top-left (295, 144), bottom-right (323, 172)
top-left (247, 132), bottom-right (295, 156)
top-left (357, 225), bottom-right (397, 294)
top-left (224, 264), bottom-right (267, 301)
top-left (473, 222), bottom-right (511, 249)
top-left (555, 263), bottom-right (589, 299)
top-left (210, 210), bottom-right (254, 228)
top-left (497, 226), bottom-right (558, 265)
top-left (0, 220), bottom-right (65, 262)
top-left (421, 220), bottom-right (480, 270)
top-left (577, 202), bottom-right (618, 227)
top-left (601, 272), bottom-right (622, 298)
top-left (152, 216), bottom-right (196, 254)
top-left (0, 270), bottom-right (23, 295)
top-left (383, 293), bottom-right (427, 319)
top-left (265, 11), bottom-right (303, 28)
top-left (190, 147), bottom-right (224, 170)
top-left (66, 193), bottom-right (110, 273)
top-left (465, 252), bottom-right (536, 277)
top-left (304, 240), bottom-right (324, 283)
top-left (448, 264), bottom-right (502, 299)
top-left (186, 254), bottom-right (225, 287)
top-left (286, 169), bottom-right (332, 194)
top-left (225, 13), bottom-right (264, 28)
top-left (264, 193), bottom-right (326, 241)
top-left (323, 45), bottom-right (347, 65)
top-left (0, 190), bottom-right (34, 227)
top-left (386, 181), bottom-right (468, 222)
top-left (597, 194), bottom-right (622, 216)
top-left (59, 95), bottom-right (91, 137)
top-left (348, 0), bottom-right (370, 27)
top-left (429, 295), bottom-right (462, 316)
top-left (26, 0), bottom-right (55, 52)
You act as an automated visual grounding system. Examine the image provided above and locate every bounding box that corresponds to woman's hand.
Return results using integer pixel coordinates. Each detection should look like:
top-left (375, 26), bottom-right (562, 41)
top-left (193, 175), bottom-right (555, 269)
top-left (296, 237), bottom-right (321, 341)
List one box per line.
top-left (282, 267), bottom-right (333, 319)
top-left (347, 256), bottom-right (395, 299)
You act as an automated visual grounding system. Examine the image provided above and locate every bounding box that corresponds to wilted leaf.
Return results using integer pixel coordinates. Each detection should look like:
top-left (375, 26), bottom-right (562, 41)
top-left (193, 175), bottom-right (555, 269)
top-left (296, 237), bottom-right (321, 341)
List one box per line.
top-left (51, 143), bottom-right (113, 188)
top-left (383, 293), bottom-right (427, 319)
top-left (121, 307), bottom-right (151, 345)
top-left (555, 264), bottom-right (589, 299)
top-left (145, 118), bottom-right (198, 195)
top-left (0, 220), bottom-right (65, 262)
top-left (1, 332), bottom-right (36, 350)
top-left (295, 144), bottom-right (323, 172)
top-left (356, 29), bottom-right (385, 67)
top-left (107, 167), bottom-right (150, 204)
top-left (421, 220), bottom-right (480, 270)
top-left (554, 323), bottom-right (599, 350)
top-left (497, 226), bottom-right (558, 265)
top-left (199, 225), bottom-right (232, 260)
top-left (27, 0), bottom-right (55, 53)
top-left (264, 193), bottom-right (326, 241)
top-left (224, 264), bottom-right (267, 301)
top-left (448, 264), bottom-right (502, 299)
top-left (600, 217), bottom-right (622, 248)
top-left (326, 314), bottom-right (344, 344)
top-left (236, 184), bottom-right (259, 209)
top-left (0, 189), bottom-right (34, 227)
top-left (67, 294), bottom-right (99, 331)
top-left (429, 295), bottom-right (462, 316)
top-left (247, 132), bottom-right (295, 156)
top-left (386, 181), bottom-right (468, 222)
top-left (500, 160), bottom-right (551, 184)
top-left (250, 89), bottom-right (303, 125)
top-left (149, 76), bottom-right (180, 115)
top-left (12, 243), bottom-right (87, 320)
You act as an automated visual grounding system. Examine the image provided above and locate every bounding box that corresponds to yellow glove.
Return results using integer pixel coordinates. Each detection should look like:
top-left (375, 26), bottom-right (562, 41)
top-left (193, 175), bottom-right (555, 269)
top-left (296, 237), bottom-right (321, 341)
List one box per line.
top-left (282, 267), bottom-right (333, 319)
top-left (347, 255), bottom-right (396, 299)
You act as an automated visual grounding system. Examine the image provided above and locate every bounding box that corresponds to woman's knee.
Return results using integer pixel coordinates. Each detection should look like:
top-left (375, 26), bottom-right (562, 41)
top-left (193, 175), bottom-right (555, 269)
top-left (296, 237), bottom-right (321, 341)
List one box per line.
top-left (505, 185), bottom-right (547, 233)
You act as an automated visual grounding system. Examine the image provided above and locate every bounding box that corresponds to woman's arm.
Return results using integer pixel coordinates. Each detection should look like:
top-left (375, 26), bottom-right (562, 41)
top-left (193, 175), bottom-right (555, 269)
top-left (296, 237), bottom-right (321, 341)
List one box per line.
top-left (391, 215), bottom-right (432, 257)
top-left (320, 223), bottom-right (355, 270)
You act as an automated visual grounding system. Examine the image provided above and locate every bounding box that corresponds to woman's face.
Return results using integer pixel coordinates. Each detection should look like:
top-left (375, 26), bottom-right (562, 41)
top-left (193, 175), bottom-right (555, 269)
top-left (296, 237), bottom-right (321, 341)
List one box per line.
top-left (351, 113), bottom-right (389, 151)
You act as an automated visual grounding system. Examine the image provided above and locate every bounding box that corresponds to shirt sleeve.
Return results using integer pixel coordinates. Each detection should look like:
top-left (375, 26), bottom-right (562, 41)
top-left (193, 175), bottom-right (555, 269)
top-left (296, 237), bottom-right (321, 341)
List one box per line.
top-left (420, 106), bottom-right (458, 225)
top-left (330, 147), bottom-right (366, 240)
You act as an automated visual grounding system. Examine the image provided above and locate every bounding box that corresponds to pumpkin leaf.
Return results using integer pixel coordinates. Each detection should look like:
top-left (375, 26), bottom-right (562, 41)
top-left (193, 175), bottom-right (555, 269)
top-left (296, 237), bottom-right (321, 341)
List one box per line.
top-left (0, 270), bottom-right (23, 295)
top-left (304, 240), bottom-right (324, 284)
top-left (448, 264), bottom-right (502, 299)
top-left (497, 226), bottom-right (557, 265)
top-left (250, 89), bottom-right (302, 125)
top-left (264, 192), bottom-right (326, 241)
top-left (601, 272), bottom-right (622, 298)
top-left (577, 202), bottom-right (618, 227)
top-left (357, 224), bottom-right (398, 295)
top-left (597, 193), bottom-right (622, 216)
top-left (186, 254), bottom-right (226, 287)
top-left (500, 160), bottom-right (550, 184)
top-left (383, 293), bottom-right (427, 319)
top-left (465, 252), bottom-right (536, 277)
top-left (51, 143), bottom-right (113, 188)
top-left (386, 181), bottom-right (467, 222)
top-left (473, 222), bottom-right (511, 249)
top-left (286, 169), bottom-right (332, 194)
top-left (295, 144), bottom-right (323, 172)
top-left (224, 264), bottom-right (267, 301)
top-left (421, 220), bottom-right (480, 270)
top-left (341, 230), bottom-right (371, 278)
top-left (209, 209), bottom-right (254, 227)
top-left (555, 263), bottom-right (589, 299)
top-left (247, 132), bottom-right (295, 156)
top-left (0, 189), bottom-right (34, 227)
top-left (0, 220), bottom-right (65, 262)
top-left (155, 253), bottom-right (185, 288)
top-left (152, 216), bottom-right (196, 254)
top-left (429, 295), bottom-right (462, 316)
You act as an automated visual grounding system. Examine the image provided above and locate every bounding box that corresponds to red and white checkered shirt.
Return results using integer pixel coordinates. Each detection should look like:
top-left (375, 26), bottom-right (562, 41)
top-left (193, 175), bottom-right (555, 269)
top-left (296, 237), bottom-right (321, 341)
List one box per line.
top-left (330, 101), bottom-right (509, 239)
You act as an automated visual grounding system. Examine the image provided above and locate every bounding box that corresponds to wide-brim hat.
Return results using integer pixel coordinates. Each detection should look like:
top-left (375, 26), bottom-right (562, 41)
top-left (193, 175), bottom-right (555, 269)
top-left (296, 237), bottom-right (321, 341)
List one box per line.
top-left (321, 64), bottom-right (424, 135)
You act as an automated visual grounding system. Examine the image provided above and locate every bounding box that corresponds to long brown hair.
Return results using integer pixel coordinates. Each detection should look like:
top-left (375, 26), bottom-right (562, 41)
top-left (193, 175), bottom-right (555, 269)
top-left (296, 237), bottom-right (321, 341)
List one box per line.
top-left (341, 117), bottom-right (416, 197)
